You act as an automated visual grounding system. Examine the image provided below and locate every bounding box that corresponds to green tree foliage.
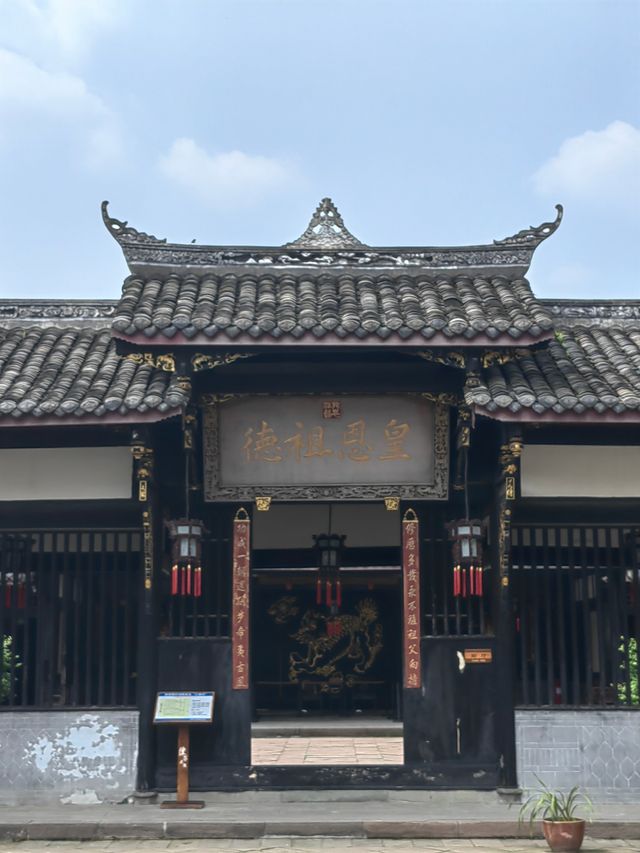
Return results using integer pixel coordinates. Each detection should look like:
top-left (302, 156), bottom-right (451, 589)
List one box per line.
top-left (0, 636), bottom-right (19, 703)
top-left (618, 637), bottom-right (639, 704)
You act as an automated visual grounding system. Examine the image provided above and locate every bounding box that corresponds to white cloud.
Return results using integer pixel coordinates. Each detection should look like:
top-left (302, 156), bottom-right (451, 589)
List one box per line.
top-left (533, 121), bottom-right (640, 206)
top-left (158, 138), bottom-right (298, 208)
top-left (0, 0), bottom-right (123, 63)
top-left (0, 48), bottom-right (122, 167)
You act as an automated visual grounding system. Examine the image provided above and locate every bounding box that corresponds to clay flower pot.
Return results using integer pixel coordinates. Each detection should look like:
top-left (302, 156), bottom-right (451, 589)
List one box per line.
top-left (542, 818), bottom-right (586, 852)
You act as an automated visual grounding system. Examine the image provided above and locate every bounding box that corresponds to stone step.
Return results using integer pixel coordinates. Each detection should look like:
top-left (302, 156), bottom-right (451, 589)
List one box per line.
top-left (251, 718), bottom-right (403, 738)
top-left (2, 791), bottom-right (637, 841)
top-left (0, 812), bottom-right (637, 842)
top-left (144, 789), bottom-right (504, 805)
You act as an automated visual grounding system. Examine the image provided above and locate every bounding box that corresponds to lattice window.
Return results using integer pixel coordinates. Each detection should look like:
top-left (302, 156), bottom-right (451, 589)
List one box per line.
top-left (512, 525), bottom-right (640, 707)
top-left (0, 529), bottom-right (140, 708)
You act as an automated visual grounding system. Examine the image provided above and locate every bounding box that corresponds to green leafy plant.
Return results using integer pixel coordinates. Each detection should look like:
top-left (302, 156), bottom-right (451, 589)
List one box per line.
top-left (617, 637), bottom-right (639, 704)
top-left (0, 636), bottom-right (20, 704)
top-left (519, 776), bottom-right (592, 828)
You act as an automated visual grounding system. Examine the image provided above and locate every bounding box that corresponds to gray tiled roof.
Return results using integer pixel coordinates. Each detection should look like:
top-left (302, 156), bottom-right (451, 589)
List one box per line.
top-left (468, 326), bottom-right (640, 415)
top-left (0, 327), bottom-right (188, 421)
top-left (111, 273), bottom-right (554, 342)
top-left (1, 302), bottom-right (638, 424)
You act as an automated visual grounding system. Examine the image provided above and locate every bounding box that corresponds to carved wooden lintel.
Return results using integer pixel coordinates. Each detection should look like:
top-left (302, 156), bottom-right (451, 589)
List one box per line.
top-left (192, 353), bottom-right (253, 372)
top-left (415, 351), bottom-right (466, 370)
top-left (142, 509), bottom-right (154, 591)
top-left (125, 352), bottom-right (175, 372)
top-left (182, 408), bottom-right (197, 450)
top-left (482, 351), bottom-right (513, 369)
top-left (132, 441), bottom-right (154, 503)
top-left (453, 404), bottom-right (474, 490)
top-left (496, 432), bottom-right (523, 585)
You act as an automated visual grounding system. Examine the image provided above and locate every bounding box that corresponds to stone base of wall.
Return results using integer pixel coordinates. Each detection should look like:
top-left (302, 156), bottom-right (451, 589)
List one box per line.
top-left (516, 709), bottom-right (640, 802)
top-left (0, 710), bottom-right (138, 804)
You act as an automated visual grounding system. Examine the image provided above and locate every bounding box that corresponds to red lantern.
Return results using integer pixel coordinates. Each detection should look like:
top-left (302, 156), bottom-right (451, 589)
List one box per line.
top-left (3, 573), bottom-right (26, 609)
top-left (167, 519), bottom-right (205, 597)
top-left (447, 519), bottom-right (485, 598)
top-left (313, 532), bottom-right (346, 611)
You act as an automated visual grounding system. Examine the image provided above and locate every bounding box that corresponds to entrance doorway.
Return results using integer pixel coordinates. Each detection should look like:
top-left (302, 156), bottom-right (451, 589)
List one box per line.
top-left (250, 502), bottom-right (404, 765)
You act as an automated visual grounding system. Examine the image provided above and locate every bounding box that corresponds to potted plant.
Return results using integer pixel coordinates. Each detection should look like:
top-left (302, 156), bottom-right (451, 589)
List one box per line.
top-left (519, 775), bottom-right (592, 852)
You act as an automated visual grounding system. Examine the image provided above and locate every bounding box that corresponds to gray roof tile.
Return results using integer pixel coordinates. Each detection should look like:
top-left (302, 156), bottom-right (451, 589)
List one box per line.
top-left (111, 272), bottom-right (553, 342)
top-left (0, 327), bottom-right (188, 422)
top-left (468, 327), bottom-right (640, 415)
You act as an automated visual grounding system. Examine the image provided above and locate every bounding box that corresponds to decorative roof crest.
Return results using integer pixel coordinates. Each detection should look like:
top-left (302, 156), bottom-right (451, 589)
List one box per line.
top-left (494, 204), bottom-right (563, 247)
top-left (285, 198), bottom-right (367, 249)
top-left (101, 201), bottom-right (166, 245)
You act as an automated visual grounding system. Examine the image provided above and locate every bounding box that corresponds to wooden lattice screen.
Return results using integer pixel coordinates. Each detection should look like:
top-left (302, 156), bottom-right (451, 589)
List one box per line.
top-left (0, 529), bottom-right (140, 708)
top-left (512, 524), bottom-right (640, 707)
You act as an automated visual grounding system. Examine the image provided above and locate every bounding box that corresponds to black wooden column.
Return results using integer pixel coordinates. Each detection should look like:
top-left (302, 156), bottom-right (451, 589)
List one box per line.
top-left (132, 431), bottom-right (160, 795)
top-left (493, 427), bottom-right (522, 790)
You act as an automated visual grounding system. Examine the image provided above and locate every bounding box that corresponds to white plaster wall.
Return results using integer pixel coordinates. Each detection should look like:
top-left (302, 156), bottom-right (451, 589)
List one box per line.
top-left (0, 710), bottom-right (138, 804)
top-left (0, 447), bottom-right (133, 501)
top-left (521, 445), bottom-right (640, 498)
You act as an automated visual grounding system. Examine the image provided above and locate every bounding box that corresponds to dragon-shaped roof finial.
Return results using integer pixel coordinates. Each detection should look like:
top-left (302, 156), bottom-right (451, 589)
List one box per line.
top-left (101, 201), bottom-right (167, 245)
top-left (285, 198), bottom-right (367, 249)
top-left (494, 204), bottom-right (563, 247)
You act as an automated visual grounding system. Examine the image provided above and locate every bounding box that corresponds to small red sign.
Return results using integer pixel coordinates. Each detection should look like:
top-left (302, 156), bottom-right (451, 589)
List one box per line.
top-left (464, 649), bottom-right (492, 664)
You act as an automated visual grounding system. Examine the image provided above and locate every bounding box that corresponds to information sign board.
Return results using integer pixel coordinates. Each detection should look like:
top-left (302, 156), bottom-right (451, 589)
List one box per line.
top-left (154, 692), bottom-right (215, 724)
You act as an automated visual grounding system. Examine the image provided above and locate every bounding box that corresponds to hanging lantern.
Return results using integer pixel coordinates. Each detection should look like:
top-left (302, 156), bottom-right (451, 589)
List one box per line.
top-left (313, 532), bottom-right (345, 615)
top-left (3, 573), bottom-right (26, 609)
top-left (447, 519), bottom-right (484, 598)
top-left (167, 519), bottom-right (205, 597)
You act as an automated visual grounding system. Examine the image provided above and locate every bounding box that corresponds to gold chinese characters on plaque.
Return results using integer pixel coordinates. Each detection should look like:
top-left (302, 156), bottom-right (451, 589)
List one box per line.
top-left (203, 395), bottom-right (449, 502)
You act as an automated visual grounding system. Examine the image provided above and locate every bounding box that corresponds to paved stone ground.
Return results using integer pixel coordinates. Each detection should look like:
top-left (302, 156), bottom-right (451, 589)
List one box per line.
top-left (251, 736), bottom-right (404, 765)
top-left (0, 839), bottom-right (639, 851)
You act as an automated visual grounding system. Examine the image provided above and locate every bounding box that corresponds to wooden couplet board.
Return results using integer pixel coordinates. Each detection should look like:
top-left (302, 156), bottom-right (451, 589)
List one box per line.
top-left (232, 509), bottom-right (250, 690)
top-left (402, 509), bottom-right (422, 689)
top-left (154, 692), bottom-right (215, 809)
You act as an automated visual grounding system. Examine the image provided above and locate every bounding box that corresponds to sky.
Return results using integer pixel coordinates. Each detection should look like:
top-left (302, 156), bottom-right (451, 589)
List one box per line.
top-left (0, 0), bottom-right (639, 301)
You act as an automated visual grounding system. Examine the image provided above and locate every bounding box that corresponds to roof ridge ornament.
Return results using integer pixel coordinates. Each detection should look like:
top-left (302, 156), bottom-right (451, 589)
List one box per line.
top-left (285, 198), bottom-right (367, 249)
top-left (101, 201), bottom-right (167, 245)
top-left (493, 204), bottom-right (563, 247)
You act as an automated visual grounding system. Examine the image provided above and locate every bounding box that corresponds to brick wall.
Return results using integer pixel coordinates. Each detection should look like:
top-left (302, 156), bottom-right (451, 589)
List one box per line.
top-left (516, 709), bottom-right (640, 801)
